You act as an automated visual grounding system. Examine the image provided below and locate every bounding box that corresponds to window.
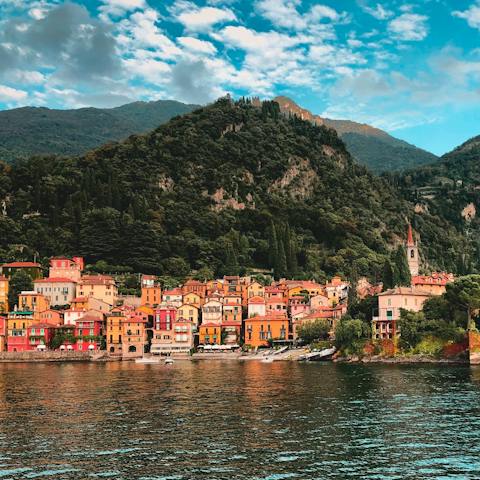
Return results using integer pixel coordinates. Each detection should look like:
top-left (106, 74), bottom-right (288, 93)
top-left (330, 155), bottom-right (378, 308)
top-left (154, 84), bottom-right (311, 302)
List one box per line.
top-left (411, 249), bottom-right (415, 258)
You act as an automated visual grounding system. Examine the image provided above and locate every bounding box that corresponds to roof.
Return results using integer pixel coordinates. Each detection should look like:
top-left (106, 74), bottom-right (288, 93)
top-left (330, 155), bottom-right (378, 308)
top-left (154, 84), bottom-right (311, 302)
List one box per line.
top-left (412, 273), bottom-right (454, 286)
top-left (77, 314), bottom-right (104, 322)
top-left (248, 296), bottom-right (265, 304)
top-left (2, 262), bottom-right (41, 268)
top-left (79, 275), bottom-right (115, 285)
top-left (378, 286), bottom-right (433, 297)
top-left (184, 279), bottom-right (205, 286)
top-left (0, 275), bottom-right (8, 281)
top-left (407, 223), bottom-right (415, 246)
top-left (302, 307), bottom-right (343, 320)
top-left (266, 297), bottom-right (287, 304)
top-left (163, 288), bottom-right (183, 295)
top-left (28, 322), bottom-right (57, 329)
top-left (245, 313), bottom-right (288, 322)
top-left (35, 277), bottom-right (77, 284)
top-left (220, 321), bottom-right (242, 327)
top-left (199, 322), bottom-right (222, 328)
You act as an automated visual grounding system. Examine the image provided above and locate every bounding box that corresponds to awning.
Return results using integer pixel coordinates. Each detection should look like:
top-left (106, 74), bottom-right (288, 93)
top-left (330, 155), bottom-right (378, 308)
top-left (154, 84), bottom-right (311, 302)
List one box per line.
top-left (36, 344), bottom-right (46, 350)
top-left (59, 345), bottom-right (66, 350)
top-left (88, 344), bottom-right (95, 350)
top-left (66, 345), bottom-right (73, 350)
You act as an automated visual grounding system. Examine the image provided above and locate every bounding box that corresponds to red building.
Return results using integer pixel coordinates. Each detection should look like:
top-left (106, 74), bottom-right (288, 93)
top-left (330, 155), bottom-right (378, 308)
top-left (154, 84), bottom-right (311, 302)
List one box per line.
top-left (74, 314), bottom-right (104, 351)
top-left (0, 316), bottom-right (6, 352)
top-left (27, 323), bottom-right (56, 351)
top-left (154, 305), bottom-right (177, 331)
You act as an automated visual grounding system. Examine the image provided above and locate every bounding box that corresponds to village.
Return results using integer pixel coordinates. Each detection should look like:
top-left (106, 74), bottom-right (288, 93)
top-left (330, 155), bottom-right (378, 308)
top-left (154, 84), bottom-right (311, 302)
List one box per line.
top-left (0, 225), bottom-right (456, 360)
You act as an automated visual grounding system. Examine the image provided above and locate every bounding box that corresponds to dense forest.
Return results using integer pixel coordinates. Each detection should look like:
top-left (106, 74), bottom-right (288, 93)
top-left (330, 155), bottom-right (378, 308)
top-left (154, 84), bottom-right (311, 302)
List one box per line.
top-left (0, 98), bottom-right (471, 281)
top-left (386, 135), bottom-right (480, 274)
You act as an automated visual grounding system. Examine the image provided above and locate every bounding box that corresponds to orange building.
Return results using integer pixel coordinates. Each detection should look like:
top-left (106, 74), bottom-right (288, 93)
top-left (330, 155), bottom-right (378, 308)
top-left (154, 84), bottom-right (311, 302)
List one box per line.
top-left (18, 291), bottom-right (50, 313)
top-left (121, 312), bottom-right (147, 358)
top-left (199, 323), bottom-right (222, 345)
top-left (411, 272), bottom-right (454, 296)
top-left (244, 313), bottom-right (289, 348)
top-left (0, 276), bottom-right (8, 313)
top-left (106, 308), bottom-right (125, 356)
top-left (182, 279), bottom-right (207, 298)
top-left (49, 257), bottom-right (84, 282)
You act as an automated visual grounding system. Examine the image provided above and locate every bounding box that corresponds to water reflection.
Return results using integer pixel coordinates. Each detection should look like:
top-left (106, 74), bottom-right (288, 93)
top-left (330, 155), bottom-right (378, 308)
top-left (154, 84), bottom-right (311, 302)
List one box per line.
top-left (0, 362), bottom-right (479, 479)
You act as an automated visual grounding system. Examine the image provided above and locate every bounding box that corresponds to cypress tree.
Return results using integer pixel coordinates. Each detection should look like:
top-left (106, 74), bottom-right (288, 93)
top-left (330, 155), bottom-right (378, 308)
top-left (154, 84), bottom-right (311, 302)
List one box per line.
top-left (382, 259), bottom-right (395, 290)
top-left (267, 221), bottom-right (278, 270)
top-left (393, 246), bottom-right (411, 286)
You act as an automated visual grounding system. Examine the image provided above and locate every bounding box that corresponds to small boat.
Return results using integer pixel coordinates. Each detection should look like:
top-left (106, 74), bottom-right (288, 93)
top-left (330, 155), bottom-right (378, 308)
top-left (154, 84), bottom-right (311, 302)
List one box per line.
top-left (164, 358), bottom-right (174, 365)
top-left (135, 357), bottom-right (161, 364)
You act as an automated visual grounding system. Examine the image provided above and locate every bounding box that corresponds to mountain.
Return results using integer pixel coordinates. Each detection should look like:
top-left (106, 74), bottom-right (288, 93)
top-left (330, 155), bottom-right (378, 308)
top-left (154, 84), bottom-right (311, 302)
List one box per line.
top-left (0, 98), bottom-right (465, 279)
top-left (273, 96), bottom-right (438, 173)
top-left (0, 100), bottom-right (199, 163)
top-left (389, 135), bottom-right (480, 274)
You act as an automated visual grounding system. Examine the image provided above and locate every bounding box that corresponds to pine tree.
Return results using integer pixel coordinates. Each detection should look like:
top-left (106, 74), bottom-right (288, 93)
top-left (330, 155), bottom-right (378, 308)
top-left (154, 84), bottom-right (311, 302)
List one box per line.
top-left (393, 246), bottom-right (411, 287)
top-left (275, 235), bottom-right (288, 279)
top-left (267, 221), bottom-right (278, 270)
top-left (225, 241), bottom-right (239, 275)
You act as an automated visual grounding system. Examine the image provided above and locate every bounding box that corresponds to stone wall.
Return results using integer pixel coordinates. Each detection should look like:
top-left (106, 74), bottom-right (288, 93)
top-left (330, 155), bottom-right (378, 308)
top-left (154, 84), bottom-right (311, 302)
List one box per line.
top-left (469, 331), bottom-right (480, 365)
top-left (0, 351), bottom-right (93, 362)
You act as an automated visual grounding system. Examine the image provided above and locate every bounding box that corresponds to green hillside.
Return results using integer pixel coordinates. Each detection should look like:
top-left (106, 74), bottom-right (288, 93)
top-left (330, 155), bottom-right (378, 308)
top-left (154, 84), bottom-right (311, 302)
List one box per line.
top-left (0, 98), bottom-right (466, 279)
top-left (0, 100), bottom-right (199, 163)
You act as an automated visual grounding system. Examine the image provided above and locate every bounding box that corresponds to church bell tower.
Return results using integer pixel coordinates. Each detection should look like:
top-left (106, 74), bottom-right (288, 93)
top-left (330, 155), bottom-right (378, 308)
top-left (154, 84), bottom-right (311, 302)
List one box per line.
top-left (405, 223), bottom-right (419, 276)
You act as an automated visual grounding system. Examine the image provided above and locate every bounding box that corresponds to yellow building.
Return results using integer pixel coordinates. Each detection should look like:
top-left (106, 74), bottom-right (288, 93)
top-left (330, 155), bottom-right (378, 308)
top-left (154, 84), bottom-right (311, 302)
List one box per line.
top-left (0, 276), bottom-right (8, 313)
top-left (247, 281), bottom-right (265, 299)
top-left (78, 275), bottom-right (118, 306)
top-left (183, 292), bottom-right (202, 308)
top-left (177, 304), bottom-right (199, 327)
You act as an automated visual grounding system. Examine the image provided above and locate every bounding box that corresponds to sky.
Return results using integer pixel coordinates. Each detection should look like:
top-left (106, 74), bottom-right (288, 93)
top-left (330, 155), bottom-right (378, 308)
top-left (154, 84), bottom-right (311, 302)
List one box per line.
top-left (0, 1), bottom-right (479, 155)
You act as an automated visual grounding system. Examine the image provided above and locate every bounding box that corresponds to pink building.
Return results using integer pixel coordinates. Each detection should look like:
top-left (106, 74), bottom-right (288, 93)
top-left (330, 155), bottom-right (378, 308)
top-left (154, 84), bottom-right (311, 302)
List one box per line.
top-left (266, 297), bottom-right (287, 315)
top-left (373, 287), bottom-right (432, 340)
top-left (162, 288), bottom-right (183, 307)
top-left (289, 296), bottom-right (310, 317)
top-left (49, 257), bottom-right (84, 282)
top-left (64, 308), bottom-right (103, 326)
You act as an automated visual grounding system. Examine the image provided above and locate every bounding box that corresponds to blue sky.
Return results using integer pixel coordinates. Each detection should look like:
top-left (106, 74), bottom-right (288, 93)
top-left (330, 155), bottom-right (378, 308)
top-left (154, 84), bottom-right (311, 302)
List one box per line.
top-left (0, 0), bottom-right (480, 155)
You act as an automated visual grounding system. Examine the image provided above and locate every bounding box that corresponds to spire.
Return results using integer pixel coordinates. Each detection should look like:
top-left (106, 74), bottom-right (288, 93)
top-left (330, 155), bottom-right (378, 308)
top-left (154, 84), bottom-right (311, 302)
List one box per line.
top-left (407, 223), bottom-right (414, 247)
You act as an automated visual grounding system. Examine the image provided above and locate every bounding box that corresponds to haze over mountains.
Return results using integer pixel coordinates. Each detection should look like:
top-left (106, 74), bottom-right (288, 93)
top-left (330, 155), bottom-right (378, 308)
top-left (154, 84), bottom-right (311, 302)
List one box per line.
top-left (273, 97), bottom-right (438, 173)
top-left (0, 96), bottom-right (437, 173)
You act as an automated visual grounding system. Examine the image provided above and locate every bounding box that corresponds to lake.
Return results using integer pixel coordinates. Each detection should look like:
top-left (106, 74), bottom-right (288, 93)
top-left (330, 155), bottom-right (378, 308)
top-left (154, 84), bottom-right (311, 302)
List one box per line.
top-left (1, 361), bottom-right (480, 479)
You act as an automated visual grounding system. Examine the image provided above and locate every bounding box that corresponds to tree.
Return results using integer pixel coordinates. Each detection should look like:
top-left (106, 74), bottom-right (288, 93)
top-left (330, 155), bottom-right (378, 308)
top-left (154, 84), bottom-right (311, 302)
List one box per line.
top-left (8, 270), bottom-right (33, 309)
top-left (444, 275), bottom-right (480, 330)
top-left (334, 319), bottom-right (370, 351)
top-left (393, 246), bottom-right (411, 287)
top-left (382, 259), bottom-right (395, 290)
top-left (397, 310), bottom-right (424, 350)
top-left (297, 319), bottom-right (330, 344)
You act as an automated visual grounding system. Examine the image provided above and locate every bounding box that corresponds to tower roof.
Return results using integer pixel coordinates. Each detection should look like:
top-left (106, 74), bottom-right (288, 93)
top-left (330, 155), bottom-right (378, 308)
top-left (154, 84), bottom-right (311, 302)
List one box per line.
top-left (407, 223), bottom-right (415, 246)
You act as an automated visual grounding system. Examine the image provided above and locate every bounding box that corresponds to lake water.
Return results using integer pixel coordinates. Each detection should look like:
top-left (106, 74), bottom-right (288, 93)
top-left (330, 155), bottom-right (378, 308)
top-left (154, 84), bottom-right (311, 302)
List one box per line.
top-left (1, 361), bottom-right (480, 479)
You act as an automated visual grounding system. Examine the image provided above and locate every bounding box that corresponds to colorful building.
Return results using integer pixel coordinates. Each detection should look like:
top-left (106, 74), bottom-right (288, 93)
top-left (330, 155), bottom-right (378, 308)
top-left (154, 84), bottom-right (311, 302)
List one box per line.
top-left (183, 292), bottom-right (202, 308)
top-left (247, 281), bottom-right (265, 299)
top-left (182, 279), bottom-right (207, 298)
top-left (75, 314), bottom-right (104, 352)
top-left (325, 277), bottom-right (350, 306)
top-left (373, 287), bottom-right (432, 340)
top-left (202, 299), bottom-right (223, 324)
top-left (177, 303), bottom-right (199, 328)
top-left (411, 272), bottom-right (454, 296)
top-left (247, 296), bottom-right (266, 318)
top-left (244, 314), bottom-right (289, 348)
top-left (48, 257), bottom-right (83, 282)
top-left (199, 323), bottom-right (222, 345)
top-left (151, 317), bottom-right (194, 355)
top-left (106, 308), bottom-right (125, 356)
top-left (7, 311), bottom-right (35, 352)
top-left (121, 313), bottom-right (146, 358)
top-left (27, 323), bottom-right (56, 351)
top-left (18, 291), bottom-right (49, 313)
top-left (141, 275), bottom-right (162, 307)
top-left (77, 275), bottom-right (118, 306)
top-left (0, 276), bottom-right (8, 313)
top-left (34, 277), bottom-right (77, 307)
top-left (406, 223), bottom-right (420, 276)
top-left (0, 315), bottom-right (6, 351)
top-left (162, 288), bottom-right (183, 307)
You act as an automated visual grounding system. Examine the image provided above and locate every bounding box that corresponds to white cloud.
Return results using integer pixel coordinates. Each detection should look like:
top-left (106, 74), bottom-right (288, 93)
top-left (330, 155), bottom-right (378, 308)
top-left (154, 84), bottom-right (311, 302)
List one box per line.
top-left (123, 57), bottom-right (171, 84)
top-left (0, 84), bottom-right (28, 102)
top-left (99, 0), bottom-right (146, 19)
top-left (175, 4), bottom-right (237, 31)
top-left (9, 69), bottom-right (46, 85)
top-left (388, 13), bottom-right (428, 41)
top-left (453, 2), bottom-right (480, 30)
top-left (360, 2), bottom-right (393, 20)
top-left (178, 36), bottom-right (217, 54)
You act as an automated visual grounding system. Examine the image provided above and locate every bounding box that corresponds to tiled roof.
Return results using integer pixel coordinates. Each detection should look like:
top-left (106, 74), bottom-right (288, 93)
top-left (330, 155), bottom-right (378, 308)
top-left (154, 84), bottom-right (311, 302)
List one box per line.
top-left (35, 277), bottom-right (77, 283)
top-left (2, 262), bottom-right (41, 268)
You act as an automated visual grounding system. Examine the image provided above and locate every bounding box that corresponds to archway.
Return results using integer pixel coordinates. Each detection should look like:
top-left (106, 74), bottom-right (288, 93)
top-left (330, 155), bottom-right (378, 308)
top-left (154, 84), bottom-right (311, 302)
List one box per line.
top-left (128, 345), bottom-right (137, 353)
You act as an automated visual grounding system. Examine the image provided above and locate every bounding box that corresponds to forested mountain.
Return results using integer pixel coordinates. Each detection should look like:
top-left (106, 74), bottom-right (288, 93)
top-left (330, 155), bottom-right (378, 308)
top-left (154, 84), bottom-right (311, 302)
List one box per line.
top-left (0, 100), bottom-right (199, 163)
top-left (0, 98), bottom-right (466, 281)
top-left (387, 135), bottom-right (480, 274)
top-left (274, 96), bottom-right (438, 173)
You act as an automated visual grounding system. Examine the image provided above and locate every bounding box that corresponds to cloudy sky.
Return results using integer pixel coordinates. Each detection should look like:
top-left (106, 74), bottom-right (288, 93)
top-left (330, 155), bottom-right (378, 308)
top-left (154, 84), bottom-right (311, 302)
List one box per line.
top-left (0, 0), bottom-right (479, 155)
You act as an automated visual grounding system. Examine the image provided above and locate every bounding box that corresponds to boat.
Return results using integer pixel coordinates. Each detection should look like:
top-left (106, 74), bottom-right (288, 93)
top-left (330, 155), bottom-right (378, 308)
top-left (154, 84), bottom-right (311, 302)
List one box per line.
top-left (298, 347), bottom-right (337, 362)
top-left (164, 358), bottom-right (174, 365)
top-left (135, 357), bottom-right (161, 364)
